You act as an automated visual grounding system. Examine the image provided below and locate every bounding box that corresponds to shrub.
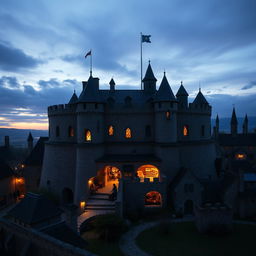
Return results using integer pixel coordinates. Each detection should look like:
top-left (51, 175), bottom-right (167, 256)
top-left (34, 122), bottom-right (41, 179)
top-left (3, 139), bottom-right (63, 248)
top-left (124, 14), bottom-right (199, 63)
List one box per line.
top-left (91, 214), bottom-right (128, 242)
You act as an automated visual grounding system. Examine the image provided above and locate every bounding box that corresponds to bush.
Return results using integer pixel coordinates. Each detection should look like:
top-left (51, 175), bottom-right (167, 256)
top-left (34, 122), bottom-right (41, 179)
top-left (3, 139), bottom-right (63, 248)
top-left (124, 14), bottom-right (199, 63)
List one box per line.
top-left (90, 214), bottom-right (128, 242)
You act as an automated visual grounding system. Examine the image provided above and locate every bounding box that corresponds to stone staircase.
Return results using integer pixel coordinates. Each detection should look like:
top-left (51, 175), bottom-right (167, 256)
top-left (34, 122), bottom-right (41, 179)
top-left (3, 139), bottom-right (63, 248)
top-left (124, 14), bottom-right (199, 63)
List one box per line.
top-left (77, 192), bottom-right (116, 231)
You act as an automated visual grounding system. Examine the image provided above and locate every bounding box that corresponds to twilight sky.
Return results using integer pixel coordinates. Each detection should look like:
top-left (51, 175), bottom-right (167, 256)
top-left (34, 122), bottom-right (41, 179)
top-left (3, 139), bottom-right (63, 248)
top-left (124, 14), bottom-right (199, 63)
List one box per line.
top-left (0, 0), bottom-right (256, 130)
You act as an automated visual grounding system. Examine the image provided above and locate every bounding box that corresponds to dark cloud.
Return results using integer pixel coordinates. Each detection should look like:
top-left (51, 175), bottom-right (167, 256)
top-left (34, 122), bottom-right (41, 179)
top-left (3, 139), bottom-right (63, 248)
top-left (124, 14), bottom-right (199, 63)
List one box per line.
top-left (24, 85), bottom-right (36, 95)
top-left (241, 81), bottom-right (256, 90)
top-left (38, 78), bottom-right (60, 88)
top-left (0, 41), bottom-right (41, 71)
top-left (0, 76), bottom-right (20, 88)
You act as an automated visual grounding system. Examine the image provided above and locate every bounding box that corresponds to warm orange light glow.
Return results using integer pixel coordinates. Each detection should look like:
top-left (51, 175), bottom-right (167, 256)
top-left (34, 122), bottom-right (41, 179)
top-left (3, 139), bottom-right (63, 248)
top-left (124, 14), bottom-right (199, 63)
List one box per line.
top-left (137, 165), bottom-right (159, 182)
top-left (21, 164), bottom-right (25, 168)
top-left (125, 128), bottom-right (132, 138)
top-left (236, 153), bottom-right (246, 160)
top-left (108, 125), bottom-right (114, 136)
top-left (80, 201), bottom-right (86, 209)
top-left (183, 125), bottom-right (189, 136)
top-left (85, 130), bottom-right (91, 141)
top-left (145, 191), bottom-right (162, 206)
top-left (88, 179), bottom-right (93, 185)
top-left (15, 178), bottom-right (24, 184)
top-left (166, 111), bottom-right (171, 119)
top-left (105, 166), bottom-right (121, 180)
top-left (69, 127), bottom-right (74, 137)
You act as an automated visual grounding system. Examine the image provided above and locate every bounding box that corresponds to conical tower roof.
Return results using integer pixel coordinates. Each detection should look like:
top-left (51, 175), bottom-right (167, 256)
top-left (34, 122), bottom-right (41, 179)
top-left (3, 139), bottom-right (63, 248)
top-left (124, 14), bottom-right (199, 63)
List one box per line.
top-left (176, 82), bottom-right (188, 96)
top-left (68, 91), bottom-right (78, 104)
top-left (216, 114), bottom-right (219, 123)
top-left (244, 114), bottom-right (248, 124)
top-left (231, 108), bottom-right (238, 125)
top-left (155, 73), bottom-right (176, 102)
top-left (109, 78), bottom-right (115, 86)
top-left (142, 63), bottom-right (157, 82)
top-left (193, 90), bottom-right (208, 105)
top-left (27, 132), bottom-right (33, 141)
top-left (78, 76), bottom-right (102, 103)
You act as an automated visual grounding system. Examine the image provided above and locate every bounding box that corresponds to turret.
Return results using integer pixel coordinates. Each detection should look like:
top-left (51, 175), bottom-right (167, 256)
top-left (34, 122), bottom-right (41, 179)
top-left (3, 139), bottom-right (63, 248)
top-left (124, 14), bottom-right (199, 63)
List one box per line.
top-left (142, 62), bottom-right (157, 94)
top-left (176, 81), bottom-right (188, 109)
top-left (27, 132), bottom-right (33, 154)
top-left (242, 114), bottom-right (248, 134)
top-left (77, 75), bottom-right (104, 144)
top-left (109, 78), bottom-right (115, 91)
top-left (230, 108), bottom-right (238, 136)
top-left (154, 72), bottom-right (177, 143)
top-left (68, 91), bottom-right (78, 104)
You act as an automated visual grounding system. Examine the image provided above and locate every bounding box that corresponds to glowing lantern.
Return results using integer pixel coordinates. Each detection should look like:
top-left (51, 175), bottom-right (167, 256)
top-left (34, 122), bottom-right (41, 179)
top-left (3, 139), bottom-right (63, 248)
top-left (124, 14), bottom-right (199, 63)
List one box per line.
top-left (80, 201), bottom-right (86, 209)
top-left (108, 125), bottom-right (114, 136)
top-left (125, 128), bottom-right (132, 138)
top-left (236, 153), bottom-right (246, 160)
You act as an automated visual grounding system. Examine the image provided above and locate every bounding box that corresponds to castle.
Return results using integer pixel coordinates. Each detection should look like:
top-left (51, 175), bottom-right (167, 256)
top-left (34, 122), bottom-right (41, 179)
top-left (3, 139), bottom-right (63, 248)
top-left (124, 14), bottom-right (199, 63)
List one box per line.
top-left (40, 63), bottom-right (217, 215)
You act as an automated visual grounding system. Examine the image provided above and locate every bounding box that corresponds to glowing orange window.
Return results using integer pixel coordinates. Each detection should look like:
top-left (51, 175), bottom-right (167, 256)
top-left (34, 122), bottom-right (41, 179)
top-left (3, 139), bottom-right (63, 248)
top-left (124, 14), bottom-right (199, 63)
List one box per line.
top-left (236, 153), bottom-right (246, 160)
top-left (108, 126), bottom-right (114, 136)
top-left (166, 111), bottom-right (171, 119)
top-left (183, 125), bottom-right (189, 136)
top-left (125, 128), bottom-right (132, 138)
top-left (85, 129), bottom-right (92, 141)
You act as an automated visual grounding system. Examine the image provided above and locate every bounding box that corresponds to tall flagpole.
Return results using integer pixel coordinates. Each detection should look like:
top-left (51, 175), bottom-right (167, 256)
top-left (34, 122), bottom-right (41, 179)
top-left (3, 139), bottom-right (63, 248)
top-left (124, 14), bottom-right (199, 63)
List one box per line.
top-left (140, 32), bottom-right (143, 90)
top-left (90, 49), bottom-right (92, 76)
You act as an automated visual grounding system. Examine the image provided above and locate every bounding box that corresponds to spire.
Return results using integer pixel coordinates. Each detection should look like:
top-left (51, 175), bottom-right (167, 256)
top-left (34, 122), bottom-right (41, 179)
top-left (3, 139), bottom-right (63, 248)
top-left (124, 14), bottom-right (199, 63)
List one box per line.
top-left (27, 132), bottom-right (33, 142)
top-left (231, 107), bottom-right (238, 125)
top-left (142, 62), bottom-right (157, 82)
top-left (243, 114), bottom-right (248, 134)
top-left (68, 91), bottom-right (78, 104)
top-left (230, 107), bottom-right (238, 135)
top-left (176, 81), bottom-right (189, 97)
top-left (216, 114), bottom-right (219, 124)
top-left (193, 90), bottom-right (209, 105)
top-left (109, 78), bottom-right (115, 91)
top-left (155, 73), bottom-right (176, 102)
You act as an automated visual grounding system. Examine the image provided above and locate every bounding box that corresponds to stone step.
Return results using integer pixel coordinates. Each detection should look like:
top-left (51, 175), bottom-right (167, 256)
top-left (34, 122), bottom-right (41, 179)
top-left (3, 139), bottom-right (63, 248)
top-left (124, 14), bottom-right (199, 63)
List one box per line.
top-left (88, 195), bottom-right (110, 201)
top-left (85, 206), bottom-right (115, 211)
top-left (86, 200), bottom-right (115, 207)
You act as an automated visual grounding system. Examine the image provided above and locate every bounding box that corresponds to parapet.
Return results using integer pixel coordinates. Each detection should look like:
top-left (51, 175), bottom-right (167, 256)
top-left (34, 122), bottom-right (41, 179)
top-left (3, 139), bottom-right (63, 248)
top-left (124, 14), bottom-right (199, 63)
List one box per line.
top-left (48, 104), bottom-right (77, 116)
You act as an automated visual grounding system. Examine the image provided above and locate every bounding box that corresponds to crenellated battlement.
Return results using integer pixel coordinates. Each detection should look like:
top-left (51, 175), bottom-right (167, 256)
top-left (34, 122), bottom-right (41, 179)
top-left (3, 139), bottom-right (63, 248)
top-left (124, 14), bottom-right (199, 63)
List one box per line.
top-left (188, 103), bottom-right (212, 115)
top-left (48, 104), bottom-right (77, 115)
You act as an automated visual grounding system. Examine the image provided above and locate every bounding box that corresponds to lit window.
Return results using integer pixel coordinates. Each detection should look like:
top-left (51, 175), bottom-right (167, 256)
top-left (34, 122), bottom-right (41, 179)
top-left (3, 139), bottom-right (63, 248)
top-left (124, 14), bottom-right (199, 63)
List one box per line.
top-left (108, 125), bottom-right (114, 136)
top-left (145, 191), bottom-right (162, 206)
top-left (183, 125), bottom-right (189, 136)
top-left (137, 165), bottom-right (159, 182)
top-left (68, 126), bottom-right (74, 137)
top-left (235, 153), bottom-right (246, 160)
top-left (85, 129), bottom-right (92, 141)
top-left (166, 111), bottom-right (171, 119)
top-left (125, 128), bottom-right (132, 138)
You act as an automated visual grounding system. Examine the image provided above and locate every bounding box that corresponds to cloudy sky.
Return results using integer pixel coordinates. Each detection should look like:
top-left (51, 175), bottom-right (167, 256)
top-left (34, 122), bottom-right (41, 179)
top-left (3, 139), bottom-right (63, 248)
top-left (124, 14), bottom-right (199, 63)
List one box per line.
top-left (0, 0), bottom-right (255, 130)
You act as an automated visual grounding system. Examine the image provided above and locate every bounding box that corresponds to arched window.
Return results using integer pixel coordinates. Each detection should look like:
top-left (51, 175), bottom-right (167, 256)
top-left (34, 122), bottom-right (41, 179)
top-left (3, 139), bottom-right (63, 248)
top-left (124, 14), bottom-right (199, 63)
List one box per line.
top-left (85, 129), bottom-right (92, 141)
top-left (183, 125), bottom-right (189, 136)
top-left (145, 191), bottom-right (162, 206)
top-left (108, 125), bottom-right (114, 136)
top-left (235, 153), bottom-right (246, 160)
top-left (166, 111), bottom-right (171, 120)
top-left (125, 128), bottom-right (132, 138)
top-left (68, 126), bottom-right (74, 137)
top-left (137, 165), bottom-right (159, 182)
top-left (56, 126), bottom-right (60, 137)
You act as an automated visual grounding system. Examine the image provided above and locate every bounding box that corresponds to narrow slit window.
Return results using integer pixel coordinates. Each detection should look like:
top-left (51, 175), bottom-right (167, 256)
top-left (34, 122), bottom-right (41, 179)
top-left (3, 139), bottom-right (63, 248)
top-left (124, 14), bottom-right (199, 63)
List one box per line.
top-left (125, 128), bottom-right (132, 139)
top-left (183, 125), bottom-right (189, 136)
top-left (108, 125), bottom-right (114, 136)
top-left (85, 129), bottom-right (92, 141)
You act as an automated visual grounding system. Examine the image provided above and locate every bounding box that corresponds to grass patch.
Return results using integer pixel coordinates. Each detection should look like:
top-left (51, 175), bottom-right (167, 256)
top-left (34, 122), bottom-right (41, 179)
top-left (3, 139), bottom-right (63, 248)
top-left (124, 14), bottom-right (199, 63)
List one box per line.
top-left (82, 231), bottom-right (124, 256)
top-left (136, 222), bottom-right (256, 256)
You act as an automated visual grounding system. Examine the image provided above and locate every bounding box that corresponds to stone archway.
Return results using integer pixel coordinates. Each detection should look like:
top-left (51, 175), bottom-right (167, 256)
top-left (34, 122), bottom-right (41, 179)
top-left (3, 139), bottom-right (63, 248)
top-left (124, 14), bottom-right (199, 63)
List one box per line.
top-left (62, 187), bottom-right (74, 204)
top-left (145, 191), bottom-right (162, 207)
top-left (136, 165), bottom-right (159, 182)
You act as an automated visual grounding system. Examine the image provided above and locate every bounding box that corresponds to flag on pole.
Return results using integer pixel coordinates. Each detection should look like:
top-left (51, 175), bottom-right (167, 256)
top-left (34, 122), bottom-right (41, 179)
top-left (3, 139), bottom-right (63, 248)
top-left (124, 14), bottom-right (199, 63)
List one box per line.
top-left (141, 34), bottom-right (151, 43)
top-left (85, 50), bottom-right (91, 58)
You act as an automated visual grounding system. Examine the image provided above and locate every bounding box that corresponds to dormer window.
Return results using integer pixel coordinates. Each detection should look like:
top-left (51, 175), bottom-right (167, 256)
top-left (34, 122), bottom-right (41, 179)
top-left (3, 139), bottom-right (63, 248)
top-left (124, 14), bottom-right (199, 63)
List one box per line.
top-left (125, 128), bottom-right (132, 139)
top-left (85, 129), bottom-right (92, 141)
top-left (183, 125), bottom-right (189, 136)
top-left (166, 111), bottom-right (171, 120)
top-left (108, 125), bottom-right (114, 136)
